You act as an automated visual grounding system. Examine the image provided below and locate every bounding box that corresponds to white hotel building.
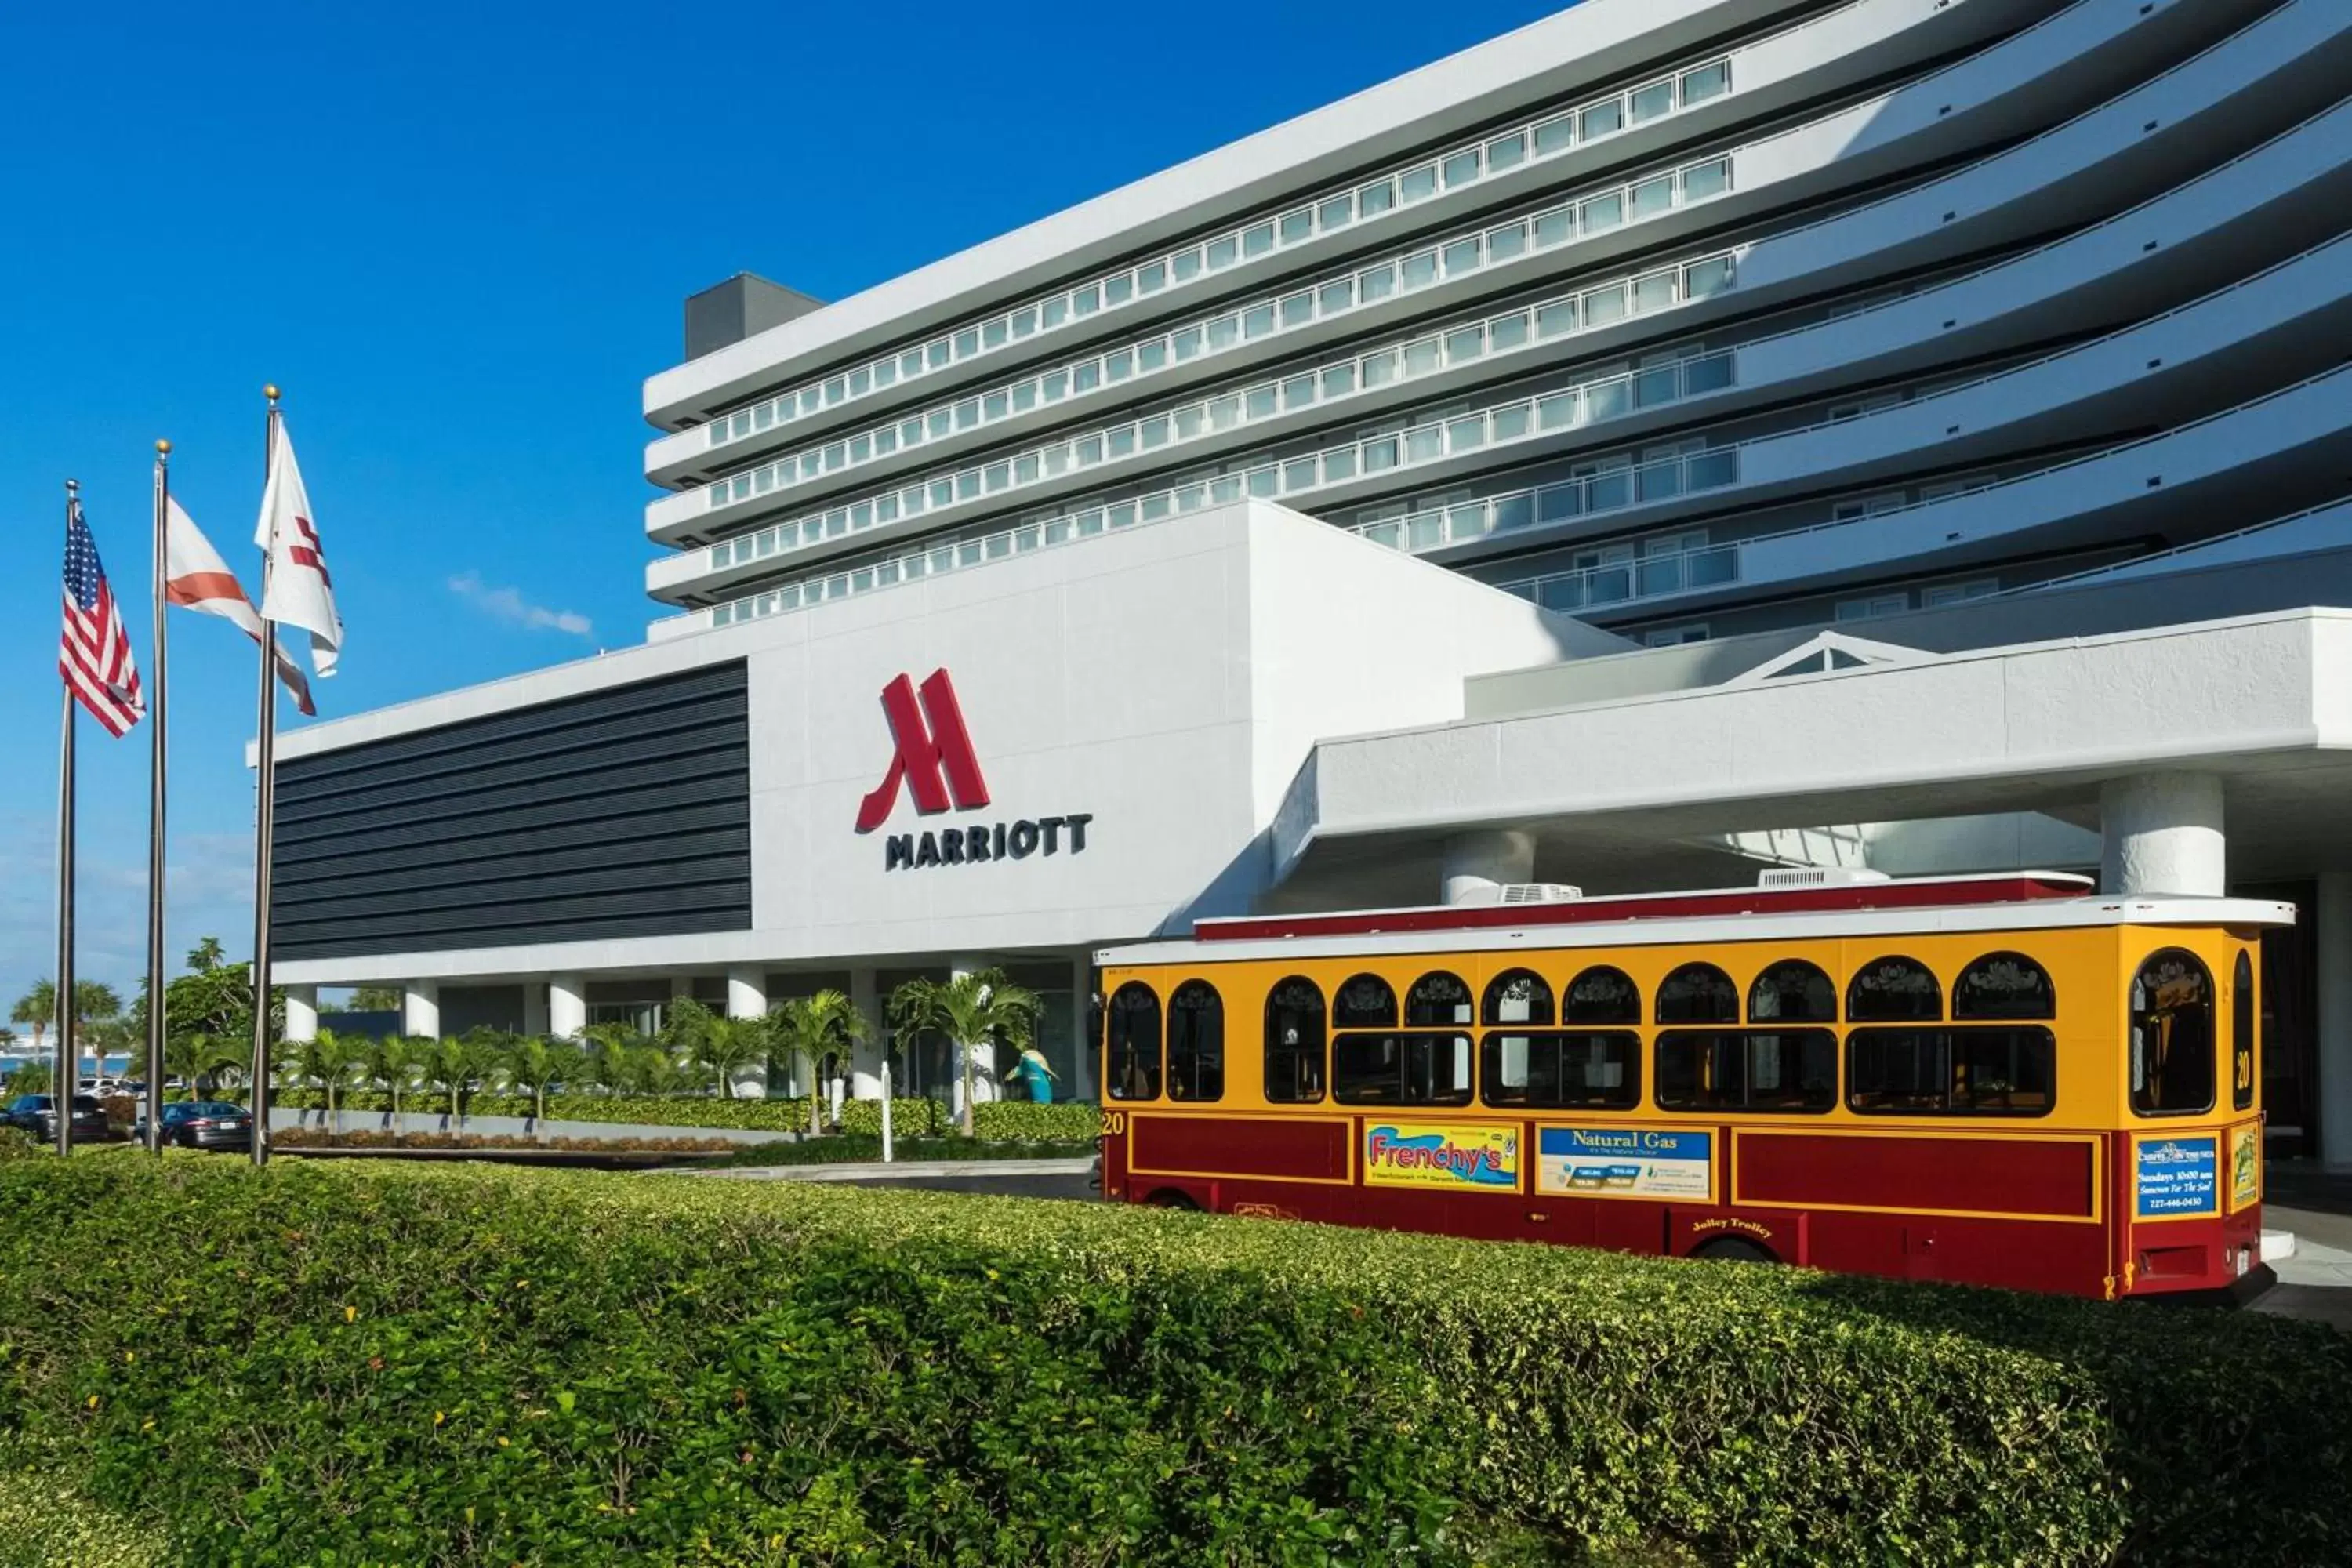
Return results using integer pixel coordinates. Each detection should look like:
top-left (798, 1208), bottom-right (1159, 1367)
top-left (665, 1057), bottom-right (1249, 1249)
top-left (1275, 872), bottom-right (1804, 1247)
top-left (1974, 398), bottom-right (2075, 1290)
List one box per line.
top-left (274, 0), bottom-right (2352, 1163)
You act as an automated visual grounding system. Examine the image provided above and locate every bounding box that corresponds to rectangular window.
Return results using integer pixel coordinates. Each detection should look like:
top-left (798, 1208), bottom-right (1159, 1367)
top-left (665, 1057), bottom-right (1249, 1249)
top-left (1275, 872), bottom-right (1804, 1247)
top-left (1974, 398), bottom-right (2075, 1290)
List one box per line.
top-left (1334, 1033), bottom-right (1474, 1106)
top-left (1581, 191), bottom-right (1624, 234)
top-left (1359, 178), bottom-right (1396, 216)
top-left (1630, 78), bottom-right (1675, 123)
top-left (1399, 163), bottom-right (1439, 203)
top-left (1443, 238), bottom-right (1481, 276)
top-left (1682, 60), bottom-right (1730, 103)
top-left (1443, 149), bottom-right (1480, 188)
top-left (1581, 99), bottom-right (1624, 140)
top-left (1487, 131), bottom-right (1526, 172)
top-left (1682, 158), bottom-right (1731, 203)
top-left (1847, 1028), bottom-right (2057, 1116)
top-left (1656, 1030), bottom-right (1837, 1112)
top-left (1632, 176), bottom-right (1675, 220)
top-left (1482, 1032), bottom-right (1639, 1109)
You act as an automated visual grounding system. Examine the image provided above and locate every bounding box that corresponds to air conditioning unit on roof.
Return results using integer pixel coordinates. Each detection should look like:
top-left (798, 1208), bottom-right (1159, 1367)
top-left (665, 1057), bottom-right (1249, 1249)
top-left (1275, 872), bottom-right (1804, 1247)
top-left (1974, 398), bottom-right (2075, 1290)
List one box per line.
top-left (1757, 867), bottom-right (1891, 889)
top-left (1453, 882), bottom-right (1583, 906)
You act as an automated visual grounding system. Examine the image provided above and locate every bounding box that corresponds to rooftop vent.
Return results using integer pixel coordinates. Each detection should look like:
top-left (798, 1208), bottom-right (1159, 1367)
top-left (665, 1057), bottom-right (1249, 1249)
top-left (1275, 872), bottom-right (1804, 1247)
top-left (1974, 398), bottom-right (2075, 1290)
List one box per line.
top-left (1757, 867), bottom-right (1892, 890)
top-left (1455, 883), bottom-right (1584, 906)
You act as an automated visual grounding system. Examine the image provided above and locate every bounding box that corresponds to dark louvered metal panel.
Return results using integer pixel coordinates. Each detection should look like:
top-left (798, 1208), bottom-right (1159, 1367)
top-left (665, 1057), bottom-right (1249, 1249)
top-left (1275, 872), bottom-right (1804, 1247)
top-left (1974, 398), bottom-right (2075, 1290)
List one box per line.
top-left (271, 662), bottom-right (751, 960)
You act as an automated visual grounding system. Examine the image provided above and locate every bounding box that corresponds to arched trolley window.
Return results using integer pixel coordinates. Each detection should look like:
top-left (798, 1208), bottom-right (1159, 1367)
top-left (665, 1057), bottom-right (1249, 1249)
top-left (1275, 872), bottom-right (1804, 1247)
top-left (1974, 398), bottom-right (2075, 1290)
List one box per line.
top-left (1336, 968), bottom-right (1472, 1107)
top-left (1484, 965), bottom-right (1639, 1110)
top-left (1105, 982), bottom-right (1162, 1102)
top-left (1264, 975), bottom-right (1326, 1104)
top-left (1165, 980), bottom-right (1225, 1102)
top-left (2132, 949), bottom-right (2215, 1116)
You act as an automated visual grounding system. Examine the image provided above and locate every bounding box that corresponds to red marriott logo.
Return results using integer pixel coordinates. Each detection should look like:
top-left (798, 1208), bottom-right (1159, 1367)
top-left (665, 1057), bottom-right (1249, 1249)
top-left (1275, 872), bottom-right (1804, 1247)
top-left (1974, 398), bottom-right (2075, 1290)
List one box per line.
top-left (855, 669), bottom-right (991, 833)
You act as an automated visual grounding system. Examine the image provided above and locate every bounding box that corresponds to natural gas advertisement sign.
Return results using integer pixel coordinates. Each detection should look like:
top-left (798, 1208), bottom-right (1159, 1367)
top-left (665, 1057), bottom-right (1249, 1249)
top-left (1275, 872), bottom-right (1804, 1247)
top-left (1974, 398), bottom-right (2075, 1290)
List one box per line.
top-left (1536, 1125), bottom-right (1715, 1201)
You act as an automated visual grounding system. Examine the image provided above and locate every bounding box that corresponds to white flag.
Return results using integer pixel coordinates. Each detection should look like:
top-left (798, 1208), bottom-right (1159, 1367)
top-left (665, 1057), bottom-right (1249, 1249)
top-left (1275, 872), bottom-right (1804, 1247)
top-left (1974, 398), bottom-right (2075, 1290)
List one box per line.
top-left (166, 497), bottom-right (315, 716)
top-left (254, 418), bottom-right (343, 678)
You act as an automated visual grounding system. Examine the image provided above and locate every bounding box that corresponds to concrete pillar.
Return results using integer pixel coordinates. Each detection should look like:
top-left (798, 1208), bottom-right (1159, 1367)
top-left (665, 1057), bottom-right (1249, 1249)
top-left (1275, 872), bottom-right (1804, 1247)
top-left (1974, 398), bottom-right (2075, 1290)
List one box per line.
top-left (1441, 829), bottom-right (1537, 905)
top-left (849, 968), bottom-right (882, 1099)
top-left (402, 982), bottom-right (440, 1040)
top-left (548, 975), bottom-right (586, 1040)
top-left (521, 982), bottom-right (548, 1038)
top-left (2100, 773), bottom-right (2226, 895)
top-left (2318, 873), bottom-right (2352, 1171)
top-left (1072, 952), bottom-right (1097, 1102)
top-left (724, 967), bottom-right (765, 1021)
top-left (284, 985), bottom-right (318, 1045)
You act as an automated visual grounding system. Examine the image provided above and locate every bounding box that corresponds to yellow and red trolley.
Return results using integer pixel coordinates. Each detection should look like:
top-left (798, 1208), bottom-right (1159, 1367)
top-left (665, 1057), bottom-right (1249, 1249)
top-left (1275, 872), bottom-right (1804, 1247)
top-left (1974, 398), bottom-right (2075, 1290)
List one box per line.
top-left (1095, 873), bottom-right (2284, 1300)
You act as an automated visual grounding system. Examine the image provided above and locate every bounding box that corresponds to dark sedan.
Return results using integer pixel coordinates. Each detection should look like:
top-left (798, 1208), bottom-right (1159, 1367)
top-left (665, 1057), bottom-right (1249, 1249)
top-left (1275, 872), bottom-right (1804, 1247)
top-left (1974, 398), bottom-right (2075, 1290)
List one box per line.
top-left (3, 1094), bottom-right (113, 1143)
top-left (151, 1101), bottom-right (253, 1151)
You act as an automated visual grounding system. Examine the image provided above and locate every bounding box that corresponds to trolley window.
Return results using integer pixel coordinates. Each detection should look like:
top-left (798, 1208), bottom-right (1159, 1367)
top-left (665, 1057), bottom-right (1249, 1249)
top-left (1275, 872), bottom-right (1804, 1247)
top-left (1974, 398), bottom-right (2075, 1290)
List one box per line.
top-left (1334, 973), bottom-right (1397, 1028)
top-left (1749, 960), bottom-right (1835, 1023)
top-left (1847, 956), bottom-right (1941, 1022)
top-left (1657, 963), bottom-right (1737, 1025)
top-left (1563, 965), bottom-right (1642, 1025)
top-left (1334, 1033), bottom-right (1474, 1106)
top-left (1955, 952), bottom-right (2056, 1021)
top-left (1264, 975), bottom-right (1327, 1104)
top-left (1482, 1031), bottom-right (1640, 1109)
top-left (1406, 971), bottom-right (1475, 1027)
top-left (2131, 949), bottom-right (2215, 1116)
top-left (1483, 969), bottom-right (1554, 1026)
top-left (2232, 949), bottom-right (2256, 1112)
top-left (1846, 1027), bottom-right (2056, 1116)
top-left (1105, 982), bottom-right (1162, 1102)
top-left (1656, 1029), bottom-right (1836, 1112)
top-left (1165, 980), bottom-right (1225, 1102)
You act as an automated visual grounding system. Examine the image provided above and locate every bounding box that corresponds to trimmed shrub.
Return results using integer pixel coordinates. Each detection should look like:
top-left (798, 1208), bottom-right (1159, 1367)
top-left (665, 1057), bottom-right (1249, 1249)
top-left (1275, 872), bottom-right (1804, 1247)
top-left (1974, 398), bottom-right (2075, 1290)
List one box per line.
top-left (972, 1098), bottom-right (1101, 1141)
top-left (1, 1160), bottom-right (2349, 1566)
top-left (0, 1456), bottom-right (170, 1567)
top-left (710, 1135), bottom-right (1095, 1167)
top-left (836, 1096), bottom-right (948, 1138)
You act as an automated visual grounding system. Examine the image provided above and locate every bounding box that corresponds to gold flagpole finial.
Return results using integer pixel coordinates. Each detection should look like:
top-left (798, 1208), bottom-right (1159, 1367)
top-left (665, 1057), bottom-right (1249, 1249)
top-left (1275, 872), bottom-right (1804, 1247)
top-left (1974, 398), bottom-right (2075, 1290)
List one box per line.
top-left (263, 384), bottom-right (281, 404)
top-left (155, 439), bottom-right (172, 457)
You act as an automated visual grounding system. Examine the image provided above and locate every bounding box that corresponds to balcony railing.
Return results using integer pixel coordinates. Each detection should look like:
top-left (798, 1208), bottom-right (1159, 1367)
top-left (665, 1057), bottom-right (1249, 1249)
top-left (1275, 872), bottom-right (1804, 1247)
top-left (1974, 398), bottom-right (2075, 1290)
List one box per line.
top-left (688, 53), bottom-right (1735, 456)
top-left (1494, 539), bottom-right (1743, 612)
top-left (695, 157), bottom-right (1738, 517)
top-left (697, 252), bottom-right (1740, 575)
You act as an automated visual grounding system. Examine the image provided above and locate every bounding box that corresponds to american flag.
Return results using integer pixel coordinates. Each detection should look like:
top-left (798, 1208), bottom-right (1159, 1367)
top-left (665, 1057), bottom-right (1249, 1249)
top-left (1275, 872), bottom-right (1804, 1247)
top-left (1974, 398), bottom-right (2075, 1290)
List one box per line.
top-left (60, 499), bottom-right (145, 737)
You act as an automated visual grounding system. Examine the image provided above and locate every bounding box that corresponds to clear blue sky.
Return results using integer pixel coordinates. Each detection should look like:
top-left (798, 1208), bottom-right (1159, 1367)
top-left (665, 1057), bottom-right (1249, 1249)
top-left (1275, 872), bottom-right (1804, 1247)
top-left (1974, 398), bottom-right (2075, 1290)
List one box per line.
top-left (0, 0), bottom-right (1565, 1010)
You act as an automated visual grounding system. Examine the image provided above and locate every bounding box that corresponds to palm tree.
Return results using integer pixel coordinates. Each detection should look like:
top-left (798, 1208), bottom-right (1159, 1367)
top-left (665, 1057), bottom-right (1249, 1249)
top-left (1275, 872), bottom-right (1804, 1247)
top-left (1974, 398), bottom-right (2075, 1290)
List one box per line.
top-left (296, 1028), bottom-right (365, 1134)
top-left (887, 970), bottom-right (1039, 1138)
top-left (11, 981), bottom-right (54, 1056)
top-left (579, 1023), bottom-right (640, 1096)
top-left (361, 1035), bottom-right (428, 1127)
top-left (768, 994), bottom-right (866, 1135)
top-left (164, 1031), bottom-right (245, 1097)
top-left (421, 1037), bottom-right (473, 1130)
top-left (691, 1012), bottom-right (768, 1101)
top-left (506, 1037), bottom-right (580, 1131)
top-left (183, 937), bottom-right (227, 974)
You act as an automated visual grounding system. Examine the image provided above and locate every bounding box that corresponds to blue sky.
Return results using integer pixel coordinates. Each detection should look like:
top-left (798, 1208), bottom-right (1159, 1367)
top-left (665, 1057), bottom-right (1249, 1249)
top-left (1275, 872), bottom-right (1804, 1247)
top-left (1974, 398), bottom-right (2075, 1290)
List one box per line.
top-left (0, 0), bottom-right (1564, 1009)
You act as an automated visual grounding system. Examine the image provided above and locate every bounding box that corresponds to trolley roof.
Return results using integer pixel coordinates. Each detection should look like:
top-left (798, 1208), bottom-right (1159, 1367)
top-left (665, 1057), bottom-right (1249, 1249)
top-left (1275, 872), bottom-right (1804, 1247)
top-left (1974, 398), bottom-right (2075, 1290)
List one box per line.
top-left (1097, 873), bottom-right (2295, 968)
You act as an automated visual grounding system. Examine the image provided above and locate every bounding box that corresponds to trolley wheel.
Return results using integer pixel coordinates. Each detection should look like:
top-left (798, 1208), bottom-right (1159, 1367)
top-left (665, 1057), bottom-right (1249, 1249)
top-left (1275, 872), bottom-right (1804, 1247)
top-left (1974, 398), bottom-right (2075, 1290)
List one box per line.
top-left (1691, 1237), bottom-right (1777, 1265)
top-left (1146, 1189), bottom-right (1200, 1211)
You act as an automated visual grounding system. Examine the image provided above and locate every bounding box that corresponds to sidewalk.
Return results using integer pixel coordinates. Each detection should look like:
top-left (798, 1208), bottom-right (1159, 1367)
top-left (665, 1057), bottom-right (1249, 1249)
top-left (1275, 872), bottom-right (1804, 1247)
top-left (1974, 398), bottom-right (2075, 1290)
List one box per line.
top-left (2254, 1205), bottom-right (2352, 1333)
top-left (654, 1156), bottom-right (1094, 1183)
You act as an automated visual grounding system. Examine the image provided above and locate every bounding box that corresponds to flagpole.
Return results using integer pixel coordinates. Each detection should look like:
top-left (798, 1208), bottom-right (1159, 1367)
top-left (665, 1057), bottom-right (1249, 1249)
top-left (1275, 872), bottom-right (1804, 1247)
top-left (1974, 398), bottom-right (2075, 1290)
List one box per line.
top-left (249, 389), bottom-right (280, 1168)
top-left (55, 481), bottom-right (79, 1159)
top-left (146, 442), bottom-right (171, 1154)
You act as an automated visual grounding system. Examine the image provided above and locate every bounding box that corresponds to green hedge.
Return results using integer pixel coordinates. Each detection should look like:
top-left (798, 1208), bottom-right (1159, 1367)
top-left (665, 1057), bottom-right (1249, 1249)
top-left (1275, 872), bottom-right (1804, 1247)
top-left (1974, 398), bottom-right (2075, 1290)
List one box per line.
top-left (278, 1091), bottom-right (1103, 1142)
top-left (0, 1459), bottom-right (169, 1568)
top-left (2, 1160), bottom-right (2349, 1565)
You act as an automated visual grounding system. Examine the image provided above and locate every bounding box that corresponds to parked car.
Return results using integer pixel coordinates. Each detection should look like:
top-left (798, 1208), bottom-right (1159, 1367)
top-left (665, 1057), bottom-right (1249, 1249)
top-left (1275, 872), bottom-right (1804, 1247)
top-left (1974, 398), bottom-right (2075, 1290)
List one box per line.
top-left (146, 1100), bottom-right (253, 1152)
top-left (3, 1094), bottom-right (113, 1142)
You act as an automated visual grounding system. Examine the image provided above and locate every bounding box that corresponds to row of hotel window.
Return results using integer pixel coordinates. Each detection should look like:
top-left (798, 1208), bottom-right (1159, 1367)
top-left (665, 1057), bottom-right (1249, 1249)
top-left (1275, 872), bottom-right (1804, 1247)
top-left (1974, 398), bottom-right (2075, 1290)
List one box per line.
top-left (1104, 949), bottom-right (2252, 1120)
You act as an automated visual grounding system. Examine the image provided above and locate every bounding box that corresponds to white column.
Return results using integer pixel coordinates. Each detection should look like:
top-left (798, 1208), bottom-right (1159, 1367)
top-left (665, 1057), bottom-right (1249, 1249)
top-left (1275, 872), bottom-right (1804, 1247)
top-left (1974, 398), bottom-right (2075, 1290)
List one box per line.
top-left (725, 966), bottom-right (769, 1099)
top-left (548, 975), bottom-right (586, 1040)
top-left (284, 985), bottom-right (318, 1045)
top-left (402, 982), bottom-right (441, 1040)
top-left (1071, 953), bottom-right (1096, 1102)
top-left (2317, 873), bottom-right (2352, 1171)
top-left (1441, 829), bottom-right (1537, 905)
top-left (2100, 773), bottom-right (2225, 896)
top-left (521, 982), bottom-right (548, 1038)
top-left (849, 968), bottom-right (882, 1099)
